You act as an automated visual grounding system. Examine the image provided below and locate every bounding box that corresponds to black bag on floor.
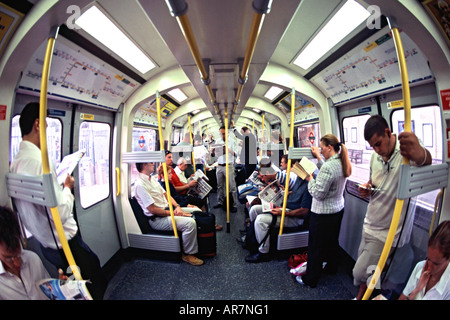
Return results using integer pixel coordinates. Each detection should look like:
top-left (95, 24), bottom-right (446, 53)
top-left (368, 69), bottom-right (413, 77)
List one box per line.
top-left (193, 211), bottom-right (217, 257)
top-left (242, 214), bottom-right (276, 254)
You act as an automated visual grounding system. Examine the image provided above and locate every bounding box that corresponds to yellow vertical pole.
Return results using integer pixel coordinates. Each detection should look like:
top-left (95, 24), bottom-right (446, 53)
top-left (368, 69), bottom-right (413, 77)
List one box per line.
top-left (39, 26), bottom-right (83, 282)
top-left (225, 106), bottom-right (230, 233)
top-left (188, 115), bottom-right (196, 172)
top-left (156, 91), bottom-right (178, 238)
top-left (279, 88), bottom-right (296, 235)
top-left (362, 24), bottom-right (411, 300)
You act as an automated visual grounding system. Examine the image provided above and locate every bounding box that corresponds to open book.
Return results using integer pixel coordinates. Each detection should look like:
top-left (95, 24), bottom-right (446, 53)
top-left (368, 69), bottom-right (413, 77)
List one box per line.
top-left (38, 278), bottom-right (92, 300)
top-left (291, 156), bottom-right (317, 180)
top-left (55, 149), bottom-right (86, 185)
top-left (187, 169), bottom-right (212, 199)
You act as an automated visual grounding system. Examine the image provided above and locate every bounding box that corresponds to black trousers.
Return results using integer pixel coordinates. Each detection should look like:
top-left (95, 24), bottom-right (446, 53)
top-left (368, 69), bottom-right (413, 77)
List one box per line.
top-left (40, 232), bottom-right (108, 300)
top-left (302, 209), bottom-right (344, 287)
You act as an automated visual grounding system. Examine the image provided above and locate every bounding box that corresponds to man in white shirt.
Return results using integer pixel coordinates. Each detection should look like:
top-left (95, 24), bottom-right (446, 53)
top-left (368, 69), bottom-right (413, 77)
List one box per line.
top-left (212, 126), bottom-right (239, 212)
top-left (9, 102), bottom-right (107, 300)
top-left (134, 162), bottom-right (204, 266)
top-left (0, 206), bottom-right (50, 300)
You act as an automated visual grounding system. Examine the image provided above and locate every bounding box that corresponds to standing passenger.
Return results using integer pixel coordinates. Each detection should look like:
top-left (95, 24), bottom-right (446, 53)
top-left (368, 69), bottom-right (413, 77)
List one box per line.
top-left (9, 102), bottom-right (107, 300)
top-left (297, 134), bottom-right (351, 288)
top-left (353, 115), bottom-right (432, 299)
top-left (212, 126), bottom-right (239, 212)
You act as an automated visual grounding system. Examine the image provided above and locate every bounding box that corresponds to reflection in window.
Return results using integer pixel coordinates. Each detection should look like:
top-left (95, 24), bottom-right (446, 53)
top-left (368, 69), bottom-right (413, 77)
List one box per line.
top-left (78, 122), bottom-right (111, 208)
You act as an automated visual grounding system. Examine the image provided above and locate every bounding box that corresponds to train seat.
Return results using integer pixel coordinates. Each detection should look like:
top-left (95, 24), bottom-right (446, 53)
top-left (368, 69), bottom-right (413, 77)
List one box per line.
top-left (127, 197), bottom-right (181, 253)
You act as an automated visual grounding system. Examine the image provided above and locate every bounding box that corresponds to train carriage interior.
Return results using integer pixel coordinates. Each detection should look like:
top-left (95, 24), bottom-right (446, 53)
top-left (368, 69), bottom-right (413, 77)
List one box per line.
top-left (0, 0), bottom-right (449, 304)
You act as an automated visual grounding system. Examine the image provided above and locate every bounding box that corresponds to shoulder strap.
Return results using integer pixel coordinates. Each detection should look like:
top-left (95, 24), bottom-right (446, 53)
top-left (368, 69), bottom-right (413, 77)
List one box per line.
top-left (258, 214), bottom-right (277, 247)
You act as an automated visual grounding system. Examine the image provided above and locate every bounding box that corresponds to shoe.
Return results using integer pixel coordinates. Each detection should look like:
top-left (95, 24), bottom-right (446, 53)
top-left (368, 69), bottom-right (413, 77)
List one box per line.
top-left (215, 224), bottom-right (223, 231)
top-left (245, 252), bottom-right (272, 263)
top-left (213, 204), bottom-right (223, 209)
top-left (296, 275), bottom-right (305, 285)
top-left (182, 254), bottom-right (204, 266)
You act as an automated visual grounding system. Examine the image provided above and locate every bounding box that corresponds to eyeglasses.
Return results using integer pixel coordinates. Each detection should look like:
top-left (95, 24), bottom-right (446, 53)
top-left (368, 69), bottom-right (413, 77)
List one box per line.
top-left (2, 253), bottom-right (22, 263)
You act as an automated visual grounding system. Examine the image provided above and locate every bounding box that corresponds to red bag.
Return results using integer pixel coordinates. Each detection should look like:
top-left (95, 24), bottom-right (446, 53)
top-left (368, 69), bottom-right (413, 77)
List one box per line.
top-left (288, 252), bottom-right (307, 269)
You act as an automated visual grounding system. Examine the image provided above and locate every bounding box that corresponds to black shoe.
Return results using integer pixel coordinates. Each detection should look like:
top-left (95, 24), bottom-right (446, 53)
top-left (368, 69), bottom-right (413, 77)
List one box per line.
top-left (213, 204), bottom-right (223, 209)
top-left (245, 252), bottom-right (272, 263)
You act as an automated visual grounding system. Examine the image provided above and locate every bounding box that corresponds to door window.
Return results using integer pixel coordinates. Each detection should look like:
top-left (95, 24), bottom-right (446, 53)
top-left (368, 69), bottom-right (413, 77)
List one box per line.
top-left (78, 121), bottom-right (111, 208)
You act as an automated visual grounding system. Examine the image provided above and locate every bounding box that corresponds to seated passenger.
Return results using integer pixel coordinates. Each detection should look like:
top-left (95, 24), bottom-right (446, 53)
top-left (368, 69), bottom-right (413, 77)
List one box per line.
top-left (158, 164), bottom-right (222, 231)
top-left (134, 162), bottom-right (204, 266)
top-left (245, 159), bottom-right (312, 263)
top-left (399, 220), bottom-right (450, 300)
top-left (167, 153), bottom-right (206, 211)
top-left (0, 206), bottom-right (51, 300)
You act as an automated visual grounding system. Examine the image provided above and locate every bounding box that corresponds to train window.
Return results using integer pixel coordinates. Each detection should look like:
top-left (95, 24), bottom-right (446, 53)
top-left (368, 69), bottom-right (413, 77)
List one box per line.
top-left (391, 105), bottom-right (443, 163)
top-left (342, 114), bottom-right (373, 196)
top-left (130, 127), bottom-right (157, 185)
top-left (391, 105), bottom-right (443, 230)
top-left (78, 122), bottom-right (111, 208)
top-left (10, 115), bottom-right (62, 166)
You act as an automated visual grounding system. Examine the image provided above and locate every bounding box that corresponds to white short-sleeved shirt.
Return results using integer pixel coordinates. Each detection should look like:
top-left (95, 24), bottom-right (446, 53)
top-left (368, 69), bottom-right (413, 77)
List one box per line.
top-left (402, 260), bottom-right (450, 300)
top-left (134, 172), bottom-right (168, 216)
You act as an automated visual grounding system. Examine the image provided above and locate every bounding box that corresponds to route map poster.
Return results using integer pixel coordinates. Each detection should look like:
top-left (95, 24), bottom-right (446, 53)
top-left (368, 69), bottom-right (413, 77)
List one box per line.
top-left (311, 27), bottom-right (433, 104)
top-left (19, 36), bottom-right (139, 110)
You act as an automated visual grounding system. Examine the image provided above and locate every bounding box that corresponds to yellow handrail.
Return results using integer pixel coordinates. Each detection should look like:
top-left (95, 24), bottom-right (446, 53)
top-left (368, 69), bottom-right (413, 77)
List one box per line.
top-left (115, 167), bottom-right (120, 197)
top-left (362, 25), bottom-right (411, 300)
top-left (39, 27), bottom-right (82, 281)
top-left (279, 88), bottom-right (295, 235)
top-left (156, 91), bottom-right (178, 238)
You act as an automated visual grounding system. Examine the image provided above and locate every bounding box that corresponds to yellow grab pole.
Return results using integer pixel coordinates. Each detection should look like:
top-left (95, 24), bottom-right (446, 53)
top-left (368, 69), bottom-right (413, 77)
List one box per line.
top-left (225, 106), bottom-right (230, 233)
top-left (40, 26), bottom-right (82, 281)
top-left (156, 91), bottom-right (178, 238)
top-left (279, 88), bottom-right (295, 235)
top-left (188, 115), bottom-right (196, 172)
top-left (362, 25), bottom-right (411, 300)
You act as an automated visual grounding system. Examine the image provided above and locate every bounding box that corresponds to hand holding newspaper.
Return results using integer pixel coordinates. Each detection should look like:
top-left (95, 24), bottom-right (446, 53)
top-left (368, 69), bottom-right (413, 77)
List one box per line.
top-left (187, 169), bottom-right (212, 199)
top-left (38, 278), bottom-right (92, 300)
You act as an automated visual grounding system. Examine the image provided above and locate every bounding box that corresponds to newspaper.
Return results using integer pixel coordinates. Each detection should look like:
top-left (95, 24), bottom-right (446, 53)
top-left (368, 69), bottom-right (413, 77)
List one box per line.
top-left (38, 278), bottom-right (92, 300)
top-left (258, 180), bottom-right (284, 208)
top-left (187, 169), bottom-right (212, 199)
top-left (55, 149), bottom-right (86, 185)
top-left (245, 170), bottom-right (265, 187)
top-left (261, 199), bottom-right (291, 213)
top-left (291, 156), bottom-right (317, 180)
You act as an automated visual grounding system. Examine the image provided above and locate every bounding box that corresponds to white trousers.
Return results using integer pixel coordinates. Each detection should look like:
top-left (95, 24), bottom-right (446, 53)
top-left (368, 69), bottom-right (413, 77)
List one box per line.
top-left (149, 207), bottom-right (199, 255)
top-left (249, 204), bottom-right (303, 254)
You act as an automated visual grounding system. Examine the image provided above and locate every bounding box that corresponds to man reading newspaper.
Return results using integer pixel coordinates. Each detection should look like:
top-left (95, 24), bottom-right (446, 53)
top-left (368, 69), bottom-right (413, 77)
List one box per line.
top-left (245, 158), bottom-right (312, 263)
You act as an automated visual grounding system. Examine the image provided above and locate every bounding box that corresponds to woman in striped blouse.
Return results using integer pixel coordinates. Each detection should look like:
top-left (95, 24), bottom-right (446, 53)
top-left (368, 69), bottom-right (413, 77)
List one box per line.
top-left (297, 134), bottom-right (352, 288)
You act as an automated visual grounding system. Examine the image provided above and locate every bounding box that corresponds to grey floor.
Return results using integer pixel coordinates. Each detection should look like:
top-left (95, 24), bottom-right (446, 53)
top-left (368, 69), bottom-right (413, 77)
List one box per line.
top-left (104, 194), bottom-right (358, 300)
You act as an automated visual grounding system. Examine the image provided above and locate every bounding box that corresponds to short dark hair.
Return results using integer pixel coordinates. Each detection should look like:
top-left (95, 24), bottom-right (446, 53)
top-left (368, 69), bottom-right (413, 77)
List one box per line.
top-left (364, 115), bottom-right (389, 141)
top-left (19, 102), bottom-right (40, 136)
top-left (136, 163), bottom-right (144, 172)
top-left (219, 126), bottom-right (225, 131)
top-left (0, 207), bottom-right (21, 251)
